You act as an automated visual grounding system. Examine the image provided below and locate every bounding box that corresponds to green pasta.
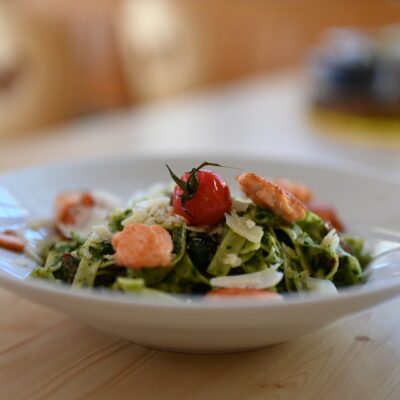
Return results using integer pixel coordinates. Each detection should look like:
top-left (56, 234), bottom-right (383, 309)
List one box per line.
top-left (30, 184), bottom-right (370, 297)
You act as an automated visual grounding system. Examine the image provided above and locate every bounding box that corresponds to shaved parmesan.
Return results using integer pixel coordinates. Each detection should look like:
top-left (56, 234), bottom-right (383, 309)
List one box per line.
top-left (321, 229), bottom-right (340, 252)
top-left (231, 198), bottom-right (251, 212)
top-left (223, 253), bottom-right (242, 268)
top-left (122, 196), bottom-right (186, 229)
top-left (79, 225), bottom-right (112, 259)
top-left (210, 267), bottom-right (283, 289)
top-left (306, 277), bottom-right (338, 296)
top-left (225, 212), bottom-right (263, 243)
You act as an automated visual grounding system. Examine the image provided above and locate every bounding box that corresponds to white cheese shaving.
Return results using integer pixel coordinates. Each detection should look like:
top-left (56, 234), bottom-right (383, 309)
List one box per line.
top-left (122, 196), bottom-right (186, 229)
top-left (80, 224), bottom-right (112, 259)
top-left (225, 212), bottom-right (263, 243)
top-left (186, 224), bottom-right (224, 235)
top-left (245, 219), bottom-right (256, 229)
top-left (210, 266), bottom-right (283, 289)
top-left (92, 224), bottom-right (113, 240)
top-left (58, 206), bottom-right (110, 238)
top-left (306, 277), bottom-right (338, 296)
top-left (231, 197), bottom-right (251, 212)
top-left (321, 229), bottom-right (340, 252)
top-left (223, 253), bottom-right (242, 268)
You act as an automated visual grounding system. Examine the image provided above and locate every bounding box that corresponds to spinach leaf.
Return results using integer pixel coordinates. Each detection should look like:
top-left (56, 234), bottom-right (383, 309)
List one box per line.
top-left (245, 204), bottom-right (286, 227)
top-left (333, 249), bottom-right (362, 286)
top-left (108, 208), bottom-right (132, 232)
top-left (242, 250), bottom-right (267, 273)
top-left (296, 241), bottom-right (339, 279)
top-left (171, 226), bottom-right (187, 266)
top-left (157, 252), bottom-right (210, 294)
top-left (53, 253), bottom-right (79, 283)
top-left (186, 231), bottom-right (217, 273)
top-left (128, 226), bottom-right (186, 286)
top-left (342, 235), bottom-right (372, 269)
top-left (94, 265), bottom-right (124, 287)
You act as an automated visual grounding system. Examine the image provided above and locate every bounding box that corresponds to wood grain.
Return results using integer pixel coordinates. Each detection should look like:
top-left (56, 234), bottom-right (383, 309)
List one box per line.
top-left (0, 286), bottom-right (399, 400)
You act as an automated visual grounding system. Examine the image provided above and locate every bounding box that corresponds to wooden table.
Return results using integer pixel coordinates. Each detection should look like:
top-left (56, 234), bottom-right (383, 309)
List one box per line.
top-left (1, 72), bottom-right (400, 399)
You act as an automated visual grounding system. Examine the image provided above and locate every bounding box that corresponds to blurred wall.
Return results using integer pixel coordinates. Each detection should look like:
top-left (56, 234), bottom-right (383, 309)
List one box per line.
top-left (0, 0), bottom-right (399, 136)
top-left (176, 1), bottom-right (400, 86)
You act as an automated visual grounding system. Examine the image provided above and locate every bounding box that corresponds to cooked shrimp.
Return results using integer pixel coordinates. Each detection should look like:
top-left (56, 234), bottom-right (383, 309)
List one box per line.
top-left (55, 190), bottom-right (120, 237)
top-left (236, 172), bottom-right (307, 223)
top-left (272, 177), bottom-right (314, 205)
top-left (55, 192), bottom-right (95, 225)
top-left (112, 224), bottom-right (173, 269)
top-left (0, 231), bottom-right (25, 252)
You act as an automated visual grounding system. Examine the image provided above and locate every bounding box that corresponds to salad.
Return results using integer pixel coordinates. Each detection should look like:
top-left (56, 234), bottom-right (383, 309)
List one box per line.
top-left (1, 162), bottom-right (371, 299)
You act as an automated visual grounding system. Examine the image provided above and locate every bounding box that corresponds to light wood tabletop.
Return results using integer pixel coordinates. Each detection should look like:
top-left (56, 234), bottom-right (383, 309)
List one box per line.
top-left (1, 72), bottom-right (400, 399)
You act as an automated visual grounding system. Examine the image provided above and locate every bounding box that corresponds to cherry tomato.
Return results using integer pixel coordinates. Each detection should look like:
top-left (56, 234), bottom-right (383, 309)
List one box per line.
top-left (309, 203), bottom-right (345, 232)
top-left (173, 169), bottom-right (232, 226)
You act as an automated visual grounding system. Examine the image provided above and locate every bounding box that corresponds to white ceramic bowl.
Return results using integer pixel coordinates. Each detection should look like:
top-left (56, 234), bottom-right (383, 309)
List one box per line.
top-left (1, 154), bottom-right (400, 353)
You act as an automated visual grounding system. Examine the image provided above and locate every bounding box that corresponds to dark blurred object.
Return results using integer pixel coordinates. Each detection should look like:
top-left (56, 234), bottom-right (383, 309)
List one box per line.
top-left (310, 26), bottom-right (400, 118)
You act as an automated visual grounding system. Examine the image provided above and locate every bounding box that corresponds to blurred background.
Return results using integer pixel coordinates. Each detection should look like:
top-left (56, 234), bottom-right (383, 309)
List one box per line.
top-left (0, 0), bottom-right (400, 169)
